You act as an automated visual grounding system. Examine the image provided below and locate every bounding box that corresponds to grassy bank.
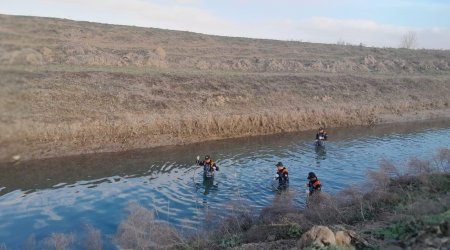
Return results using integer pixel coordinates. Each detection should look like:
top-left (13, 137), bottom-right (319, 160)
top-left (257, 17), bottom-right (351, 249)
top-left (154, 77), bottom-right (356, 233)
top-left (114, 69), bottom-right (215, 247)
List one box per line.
top-left (1, 14), bottom-right (450, 162)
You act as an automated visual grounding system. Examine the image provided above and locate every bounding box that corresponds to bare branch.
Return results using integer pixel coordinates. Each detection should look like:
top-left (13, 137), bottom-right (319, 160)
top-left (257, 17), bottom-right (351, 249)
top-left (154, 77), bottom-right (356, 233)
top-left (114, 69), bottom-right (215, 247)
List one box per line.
top-left (400, 31), bottom-right (418, 49)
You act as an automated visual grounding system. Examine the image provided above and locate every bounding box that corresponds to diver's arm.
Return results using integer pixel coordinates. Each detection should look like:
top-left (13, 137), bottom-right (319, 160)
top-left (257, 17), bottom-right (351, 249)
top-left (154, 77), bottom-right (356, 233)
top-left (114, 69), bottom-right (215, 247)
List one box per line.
top-left (196, 156), bottom-right (204, 165)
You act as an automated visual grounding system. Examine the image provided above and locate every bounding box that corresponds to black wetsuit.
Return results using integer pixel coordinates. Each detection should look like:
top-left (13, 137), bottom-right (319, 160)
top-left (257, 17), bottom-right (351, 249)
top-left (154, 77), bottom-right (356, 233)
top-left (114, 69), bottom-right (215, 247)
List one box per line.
top-left (197, 160), bottom-right (219, 178)
top-left (307, 179), bottom-right (322, 195)
top-left (276, 167), bottom-right (289, 189)
top-left (316, 131), bottom-right (328, 140)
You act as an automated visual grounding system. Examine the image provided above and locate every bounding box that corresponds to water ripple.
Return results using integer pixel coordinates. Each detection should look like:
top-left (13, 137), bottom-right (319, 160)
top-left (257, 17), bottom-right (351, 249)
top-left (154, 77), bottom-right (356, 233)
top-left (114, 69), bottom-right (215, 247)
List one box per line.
top-left (0, 120), bottom-right (449, 248)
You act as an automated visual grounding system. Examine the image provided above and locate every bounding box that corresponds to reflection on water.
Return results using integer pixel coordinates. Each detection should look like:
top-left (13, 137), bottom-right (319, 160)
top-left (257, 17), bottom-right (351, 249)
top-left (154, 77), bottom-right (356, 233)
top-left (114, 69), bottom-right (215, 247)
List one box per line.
top-left (0, 119), bottom-right (450, 248)
top-left (315, 146), bottom-right (327, 167)
top-left (195, 177), bottom-right (219, 196)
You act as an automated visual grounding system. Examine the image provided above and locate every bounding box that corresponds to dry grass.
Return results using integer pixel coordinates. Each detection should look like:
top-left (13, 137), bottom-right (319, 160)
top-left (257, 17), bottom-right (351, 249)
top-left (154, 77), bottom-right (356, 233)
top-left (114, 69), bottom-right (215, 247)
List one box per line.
top-left (11, 226), bottom-right (101, 250)
top-left (114, 202), bottom-right (183, 250)
top-left (23, 234), bottom-right (36, 250)
top-left (44, 233), bottom-right (75, 250)
top-left (1, 14), bottom-right (450, 162)
top-left (259, 191), bottom-right (301, 224)
top-left (1, 67), bottom-right (448, 162)
top-left (367, 159), bottom-right (402, 190)
top-left (435, 148), bottom-right (450, 172)
top-left (84, 224), bottom-right (103, 250)
top-left (1, 15), bottom-right (450, 73)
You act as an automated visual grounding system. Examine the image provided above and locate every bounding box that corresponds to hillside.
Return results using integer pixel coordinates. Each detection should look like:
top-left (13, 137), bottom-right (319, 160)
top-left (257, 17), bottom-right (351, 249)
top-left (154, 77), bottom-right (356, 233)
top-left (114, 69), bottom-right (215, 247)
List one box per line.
top-left (1, 14), bottom-right (449, 162)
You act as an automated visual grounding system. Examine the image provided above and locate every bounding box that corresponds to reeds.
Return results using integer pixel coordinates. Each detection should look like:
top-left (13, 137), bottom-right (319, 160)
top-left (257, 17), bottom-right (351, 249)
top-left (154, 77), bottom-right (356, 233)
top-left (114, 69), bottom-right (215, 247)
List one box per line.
top-left (2, 99), bottom-right (447, 161)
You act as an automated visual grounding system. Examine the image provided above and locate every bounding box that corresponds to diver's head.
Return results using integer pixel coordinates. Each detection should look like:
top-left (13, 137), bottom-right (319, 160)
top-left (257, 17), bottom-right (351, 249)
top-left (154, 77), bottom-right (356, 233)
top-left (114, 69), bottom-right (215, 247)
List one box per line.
top-left (307, 172), bottom-right (317, 180)
top-left (276, 162), bottom-right (284, 170)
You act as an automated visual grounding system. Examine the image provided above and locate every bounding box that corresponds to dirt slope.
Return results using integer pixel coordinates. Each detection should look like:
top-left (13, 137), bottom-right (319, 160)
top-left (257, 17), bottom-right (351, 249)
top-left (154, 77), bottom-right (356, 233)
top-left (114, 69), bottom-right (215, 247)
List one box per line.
top-left (1, 14), bottom-right (449, 162)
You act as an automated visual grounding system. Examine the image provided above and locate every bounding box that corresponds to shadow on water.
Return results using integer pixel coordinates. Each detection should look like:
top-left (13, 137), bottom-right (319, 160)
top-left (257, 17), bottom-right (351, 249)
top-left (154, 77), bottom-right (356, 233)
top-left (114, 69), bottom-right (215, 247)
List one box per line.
top-left (195, 176), bottom-right (219, 196)
top-left (314, 146), bottom-right (327, 168)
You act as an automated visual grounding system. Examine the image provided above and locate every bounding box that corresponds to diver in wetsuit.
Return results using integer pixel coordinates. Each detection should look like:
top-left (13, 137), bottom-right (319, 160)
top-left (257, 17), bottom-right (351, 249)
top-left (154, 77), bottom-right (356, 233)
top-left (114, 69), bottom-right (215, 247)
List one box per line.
top-left (196, 155), bottom-right (219, 178)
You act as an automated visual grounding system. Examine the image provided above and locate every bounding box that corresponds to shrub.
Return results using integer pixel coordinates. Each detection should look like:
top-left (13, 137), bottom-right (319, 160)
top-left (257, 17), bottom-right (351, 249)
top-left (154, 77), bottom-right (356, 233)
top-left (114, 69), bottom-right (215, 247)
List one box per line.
top-left (23, 234), bottom-right (36, 250)
top-left (84, 224), bottom-right (103, 250)
top-left (44, 233), bottom-right (75, 250)
top-left (287, 223), bottom-right (303, 238)
top-left (436, 148), bottom-right (450, 172)
top-left (421, 209), bottom-right (450, 225)
top-left (114, 202), bottom-right (183, 250)
top-left (371, 221), bottom-right (421, 241)
top-left (218, 233), bottom-right (243, 248)
top-left (259, 190), bottom-right (300, 223)
top-left (305, 245), bottom-right (355, 250)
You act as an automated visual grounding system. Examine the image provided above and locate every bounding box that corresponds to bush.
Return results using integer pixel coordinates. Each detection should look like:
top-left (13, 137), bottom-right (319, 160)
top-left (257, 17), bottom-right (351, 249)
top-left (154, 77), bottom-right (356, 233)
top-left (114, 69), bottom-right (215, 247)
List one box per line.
top-left (44, 233), bottom-right (75, 250)
top-left (114, 202), bottom-right (183, 250)
top-left (371, 221), bottom-right (421, 240)
top-left (219, 234), bottom-right (243, 248)
top-left (287, 223), bottom-right (303, 238)
top-left (84, 224), bottom-right (103, 250)
top-left (421, 209), bottom-right (450, 225)
top-left (305, 245), bottom-right (355, 250)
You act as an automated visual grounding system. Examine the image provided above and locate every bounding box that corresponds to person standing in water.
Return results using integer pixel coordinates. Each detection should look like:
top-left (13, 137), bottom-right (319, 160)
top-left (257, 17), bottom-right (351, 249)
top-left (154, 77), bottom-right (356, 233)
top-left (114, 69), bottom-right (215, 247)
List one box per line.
top-left (196, 155), bottom-right (219, 178)
top-left (306, 172), bottom-right (322, 196)
top-left (315, 127), bottom-right (328, 147)
top-left (274, 162), bottom-right (289, 190)
top-left (316, 127), bottom-right (328, 141)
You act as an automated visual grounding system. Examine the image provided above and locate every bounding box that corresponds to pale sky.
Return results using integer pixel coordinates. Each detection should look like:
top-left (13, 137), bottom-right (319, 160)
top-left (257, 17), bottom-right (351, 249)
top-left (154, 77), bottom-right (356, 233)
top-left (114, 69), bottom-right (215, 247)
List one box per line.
top-left (1, 0), bottom-right (450, 49)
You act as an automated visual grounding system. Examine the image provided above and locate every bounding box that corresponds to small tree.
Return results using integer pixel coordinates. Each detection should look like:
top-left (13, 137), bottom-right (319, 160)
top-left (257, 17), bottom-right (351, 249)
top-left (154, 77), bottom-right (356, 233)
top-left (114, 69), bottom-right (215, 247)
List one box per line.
top-left (400, 31), bottom-right (417, 49)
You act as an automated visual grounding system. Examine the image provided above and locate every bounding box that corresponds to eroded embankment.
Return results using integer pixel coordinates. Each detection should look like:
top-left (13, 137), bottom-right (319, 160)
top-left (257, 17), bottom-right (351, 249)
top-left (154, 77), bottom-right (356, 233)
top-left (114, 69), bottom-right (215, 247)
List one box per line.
top-left (1, 14), bottom-right (450, 162)
top-left (1, 66), bottom-right (450, 162)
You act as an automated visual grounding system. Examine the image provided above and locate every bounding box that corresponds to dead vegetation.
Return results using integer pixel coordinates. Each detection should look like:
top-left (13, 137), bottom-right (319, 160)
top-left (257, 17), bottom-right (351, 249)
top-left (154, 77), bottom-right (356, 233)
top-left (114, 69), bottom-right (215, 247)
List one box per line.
top-left (44, 233), bottom-right (75, 250)
top-left (1, 15), bottom-right (449, 73)
top-left (114, 203), bottom-right (184, 250)
top-left (84, 224), bottom-right (103, 250)
top-left (0, 14), bottom-right (450, 162)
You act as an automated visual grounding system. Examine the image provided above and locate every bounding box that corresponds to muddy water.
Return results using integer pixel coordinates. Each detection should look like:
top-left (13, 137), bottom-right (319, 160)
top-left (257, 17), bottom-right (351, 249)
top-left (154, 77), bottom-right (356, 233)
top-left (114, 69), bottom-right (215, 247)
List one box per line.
top-left (1, 119), bottom-right (449, 248)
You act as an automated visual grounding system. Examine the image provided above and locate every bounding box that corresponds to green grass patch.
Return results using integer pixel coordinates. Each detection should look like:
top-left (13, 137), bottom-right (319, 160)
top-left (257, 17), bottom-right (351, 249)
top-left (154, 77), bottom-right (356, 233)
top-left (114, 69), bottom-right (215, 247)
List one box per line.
top-left (370, 209), bottom-right (450, 241)
top-left (218, 233), bottom-right (243, 248)
top-left (287, 223), bottom-right (303, 238)
top-left (305, 245), bottom-right (355, 250)
top-left (422, 209), bottom-right (450, 225)
top-left (371, 221), bottom-right (421, 241)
